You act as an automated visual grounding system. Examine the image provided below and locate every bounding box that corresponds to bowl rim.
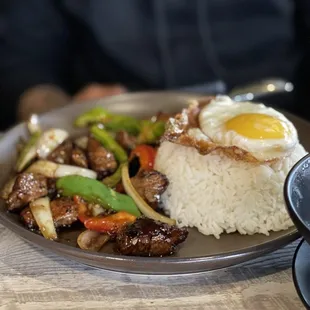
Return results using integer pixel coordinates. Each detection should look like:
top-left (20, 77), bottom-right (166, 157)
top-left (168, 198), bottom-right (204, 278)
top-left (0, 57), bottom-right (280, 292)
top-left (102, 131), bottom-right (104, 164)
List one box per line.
top-left (292, 238), bottom-right (310, 309)
top-left (284, 153), bottom-right (310, 239)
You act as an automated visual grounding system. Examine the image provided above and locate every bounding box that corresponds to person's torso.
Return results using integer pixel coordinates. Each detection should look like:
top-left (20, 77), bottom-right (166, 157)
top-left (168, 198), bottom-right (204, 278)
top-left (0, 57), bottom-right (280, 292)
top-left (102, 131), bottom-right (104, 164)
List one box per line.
top-left (59, 0), bottom-right (300, 92)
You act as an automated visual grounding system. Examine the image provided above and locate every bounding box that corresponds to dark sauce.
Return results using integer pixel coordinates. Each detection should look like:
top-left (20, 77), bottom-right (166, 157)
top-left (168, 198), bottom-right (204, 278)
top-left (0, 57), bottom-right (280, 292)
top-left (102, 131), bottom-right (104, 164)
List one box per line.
top-left (129, 156), bottom-right (140, 177)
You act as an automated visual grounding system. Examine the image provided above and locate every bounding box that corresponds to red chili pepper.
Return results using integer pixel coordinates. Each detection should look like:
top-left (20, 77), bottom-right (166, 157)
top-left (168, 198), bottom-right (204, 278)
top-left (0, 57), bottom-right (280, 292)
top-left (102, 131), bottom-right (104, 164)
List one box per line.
top-left (130, 144), bottom-right (157, 170)
top-left (84, 211), bottom-right (136, 234)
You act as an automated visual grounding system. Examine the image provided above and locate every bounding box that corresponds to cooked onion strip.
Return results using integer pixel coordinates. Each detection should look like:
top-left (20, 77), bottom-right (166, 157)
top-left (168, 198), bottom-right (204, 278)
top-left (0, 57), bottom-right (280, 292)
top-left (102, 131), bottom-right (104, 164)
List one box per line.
top-left (36, 129), bottom-right (69, 159)
top-left (74, 136), bottom-right (88, 150)
top-left (15, 128), bottom-right (69, 172)
top-left (27, 114), bottom-right (41, 135)
top-left (29, 197), bottom-right (57, 240)
top-left (26, 160), bottom-right (57, 177)
top-left (0, 177), bottom-right (16, 200)
top-left (77, 230), bottom-right (110, 251)
top-left (121, 164), bottom-right (175, 225)
top-left (15, 132), bottom-right (41, 172)
top-left (88, 204), bottom-right (105, 216)
top-left (27, 160), bottom-right (97, 179)
top-left (55, 164), bottom-right (97, 179)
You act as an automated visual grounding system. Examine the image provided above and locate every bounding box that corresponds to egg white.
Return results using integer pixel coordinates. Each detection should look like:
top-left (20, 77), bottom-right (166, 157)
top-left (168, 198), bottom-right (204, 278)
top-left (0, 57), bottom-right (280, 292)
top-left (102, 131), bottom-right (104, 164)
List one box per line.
top-left (198, 96), bottom-right (298, 161)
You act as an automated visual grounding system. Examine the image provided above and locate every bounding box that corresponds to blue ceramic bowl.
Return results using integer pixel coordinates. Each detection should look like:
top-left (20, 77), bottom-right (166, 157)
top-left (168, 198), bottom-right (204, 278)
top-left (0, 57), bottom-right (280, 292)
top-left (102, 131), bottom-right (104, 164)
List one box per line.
top-left (285, 153), bottom-right (310, 243)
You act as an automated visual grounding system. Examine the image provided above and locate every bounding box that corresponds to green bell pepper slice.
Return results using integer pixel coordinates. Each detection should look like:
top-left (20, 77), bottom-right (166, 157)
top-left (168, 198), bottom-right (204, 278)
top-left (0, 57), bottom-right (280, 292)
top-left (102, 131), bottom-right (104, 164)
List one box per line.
top-left (74, 107), bottom-right (141, 135)
top-left (56, 175), bottom-right (141, 217)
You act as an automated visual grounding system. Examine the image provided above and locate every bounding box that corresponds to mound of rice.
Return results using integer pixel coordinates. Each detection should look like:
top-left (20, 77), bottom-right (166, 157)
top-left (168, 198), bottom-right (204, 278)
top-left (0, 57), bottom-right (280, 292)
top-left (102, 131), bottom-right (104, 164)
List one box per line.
top-left (154, 141), bottom-right (307, 238)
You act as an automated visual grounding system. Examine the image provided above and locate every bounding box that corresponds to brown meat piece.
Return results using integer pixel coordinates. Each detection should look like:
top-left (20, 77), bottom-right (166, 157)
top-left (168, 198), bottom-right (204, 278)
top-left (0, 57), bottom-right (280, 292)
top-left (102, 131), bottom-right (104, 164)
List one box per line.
top-left (162, 97), bottom-right (213, 144)
top-left (47, 140), bottom-right (73, 164)
top-left (50, 197), bottom-right (79, 227)
top-left (21, 197), bottom-right (79, 228)
top-left (130, 169), bottom-right (169, 208)
top-left (115, 131), bottom-right (137, 151)
top-left (71, 146), bottom-right (88, 168)
top-left (7, 173), bottom-right (48, 211)
top-left (116, 217), bottom-right (188, 257)
top-left (47, 178), bottom-right (57, 198)
top-left (20, 207), bottom-right (37, 229)
top-left (87, 137), bottom-right (117, 178)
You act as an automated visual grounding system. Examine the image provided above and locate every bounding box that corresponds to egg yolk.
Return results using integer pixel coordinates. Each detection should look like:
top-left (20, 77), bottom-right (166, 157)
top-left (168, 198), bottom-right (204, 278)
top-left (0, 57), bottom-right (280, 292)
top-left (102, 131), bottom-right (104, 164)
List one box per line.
top-left (225, 113), bottom-right (285, 139)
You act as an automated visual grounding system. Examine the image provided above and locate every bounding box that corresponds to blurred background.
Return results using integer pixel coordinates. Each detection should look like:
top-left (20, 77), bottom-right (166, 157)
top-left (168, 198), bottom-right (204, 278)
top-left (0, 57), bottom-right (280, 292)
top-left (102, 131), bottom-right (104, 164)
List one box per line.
top-left (0, 0), bottom-right (309, 131)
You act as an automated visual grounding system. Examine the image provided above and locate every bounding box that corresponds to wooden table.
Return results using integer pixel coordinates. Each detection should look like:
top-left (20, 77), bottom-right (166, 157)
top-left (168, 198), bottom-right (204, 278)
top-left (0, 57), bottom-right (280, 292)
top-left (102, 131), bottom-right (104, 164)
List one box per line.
top-left (0, 224), bottom-right (304, 310)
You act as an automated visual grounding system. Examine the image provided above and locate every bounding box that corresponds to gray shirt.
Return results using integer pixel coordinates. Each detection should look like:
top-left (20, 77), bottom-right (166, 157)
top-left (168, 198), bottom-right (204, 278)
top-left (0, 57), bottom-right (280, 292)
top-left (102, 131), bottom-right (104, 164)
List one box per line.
top-left (0, 0), bottom-right (307, 128)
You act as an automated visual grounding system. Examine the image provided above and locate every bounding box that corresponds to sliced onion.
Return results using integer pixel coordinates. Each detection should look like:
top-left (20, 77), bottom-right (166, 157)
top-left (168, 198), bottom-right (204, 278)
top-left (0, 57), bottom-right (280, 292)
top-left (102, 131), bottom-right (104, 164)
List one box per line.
top-left (29, 197), bottom-right (57, 240)
top-left (77, 230), bottom-right (110, 251)
top-left (55, 164), bottom-right (97, 179)
top-left (36, 129), bottom-right (69, 159)
top-left (26, 160), bottom-right (58, 177)
top-left (15, 132), bottom-right (41, 172)
top-left (1, 177), bottom-right (16, 200)
top-left (27, 114), bottom-right (41, 135)
top-left (88, 204), bottom-right (105, 216)
top-left (27, 160), bottom-right (97, 179)
top-left (15, 128), bottom-right (68, 172)
top-left (121, 164), bottom-right (176, 225)
top-left (74, 136), bottom-right (88, 150)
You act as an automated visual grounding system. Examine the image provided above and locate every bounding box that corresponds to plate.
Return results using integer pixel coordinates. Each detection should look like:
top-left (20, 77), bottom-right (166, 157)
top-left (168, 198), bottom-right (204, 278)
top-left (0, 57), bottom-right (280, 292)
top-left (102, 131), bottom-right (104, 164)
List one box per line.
top-left (292, 239), bottom-right (310, 309)
top-left (0, 92), bottom-right (306, 274)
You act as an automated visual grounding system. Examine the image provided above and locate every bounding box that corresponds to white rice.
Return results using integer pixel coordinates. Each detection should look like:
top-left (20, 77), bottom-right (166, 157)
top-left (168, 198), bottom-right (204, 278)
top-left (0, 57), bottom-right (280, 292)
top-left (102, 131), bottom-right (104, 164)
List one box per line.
top-left (155, 141), bottom-right (307, 239)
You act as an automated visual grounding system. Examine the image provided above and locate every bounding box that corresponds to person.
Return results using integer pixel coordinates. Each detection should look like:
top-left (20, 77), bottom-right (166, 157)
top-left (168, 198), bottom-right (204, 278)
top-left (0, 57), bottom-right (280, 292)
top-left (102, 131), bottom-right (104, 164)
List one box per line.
top-left (0, 0), bottom-right (309, 130)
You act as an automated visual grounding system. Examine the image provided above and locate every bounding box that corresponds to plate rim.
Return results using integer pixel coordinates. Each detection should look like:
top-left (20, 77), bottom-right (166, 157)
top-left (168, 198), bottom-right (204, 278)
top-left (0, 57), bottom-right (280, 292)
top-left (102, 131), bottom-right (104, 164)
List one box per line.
top-left (0, 91), bottom-right (303, 273)
top-left (0, 211), bottom-right (299, 264)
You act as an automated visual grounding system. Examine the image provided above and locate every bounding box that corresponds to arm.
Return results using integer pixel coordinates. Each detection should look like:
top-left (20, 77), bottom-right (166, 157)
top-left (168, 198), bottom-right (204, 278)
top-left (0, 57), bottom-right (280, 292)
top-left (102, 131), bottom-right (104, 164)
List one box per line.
top-left (0, 0), bottom-right (70, 127)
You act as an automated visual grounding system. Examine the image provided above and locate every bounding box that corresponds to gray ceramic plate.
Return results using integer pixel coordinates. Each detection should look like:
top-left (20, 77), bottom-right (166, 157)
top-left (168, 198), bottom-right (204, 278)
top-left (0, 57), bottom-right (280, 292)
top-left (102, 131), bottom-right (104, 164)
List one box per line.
top-left (0, 92), bottom-right (307, 274)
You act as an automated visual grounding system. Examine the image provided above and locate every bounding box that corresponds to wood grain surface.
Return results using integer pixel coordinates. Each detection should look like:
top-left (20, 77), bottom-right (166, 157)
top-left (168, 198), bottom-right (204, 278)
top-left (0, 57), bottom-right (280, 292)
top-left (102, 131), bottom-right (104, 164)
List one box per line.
top-left (0, 223), bottom-right (303, 310)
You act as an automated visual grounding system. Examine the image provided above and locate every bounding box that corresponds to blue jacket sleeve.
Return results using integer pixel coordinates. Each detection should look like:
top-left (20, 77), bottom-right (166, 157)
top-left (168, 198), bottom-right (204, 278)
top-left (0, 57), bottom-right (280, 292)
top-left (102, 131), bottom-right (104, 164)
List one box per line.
top-left (0, 0), bottom-right (69, 128)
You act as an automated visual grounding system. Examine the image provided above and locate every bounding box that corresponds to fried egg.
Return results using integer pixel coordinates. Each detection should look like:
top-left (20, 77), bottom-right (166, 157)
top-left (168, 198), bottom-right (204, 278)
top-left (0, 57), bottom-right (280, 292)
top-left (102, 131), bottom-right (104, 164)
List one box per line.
top-left (199, 96), bottom-right (298, 161)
